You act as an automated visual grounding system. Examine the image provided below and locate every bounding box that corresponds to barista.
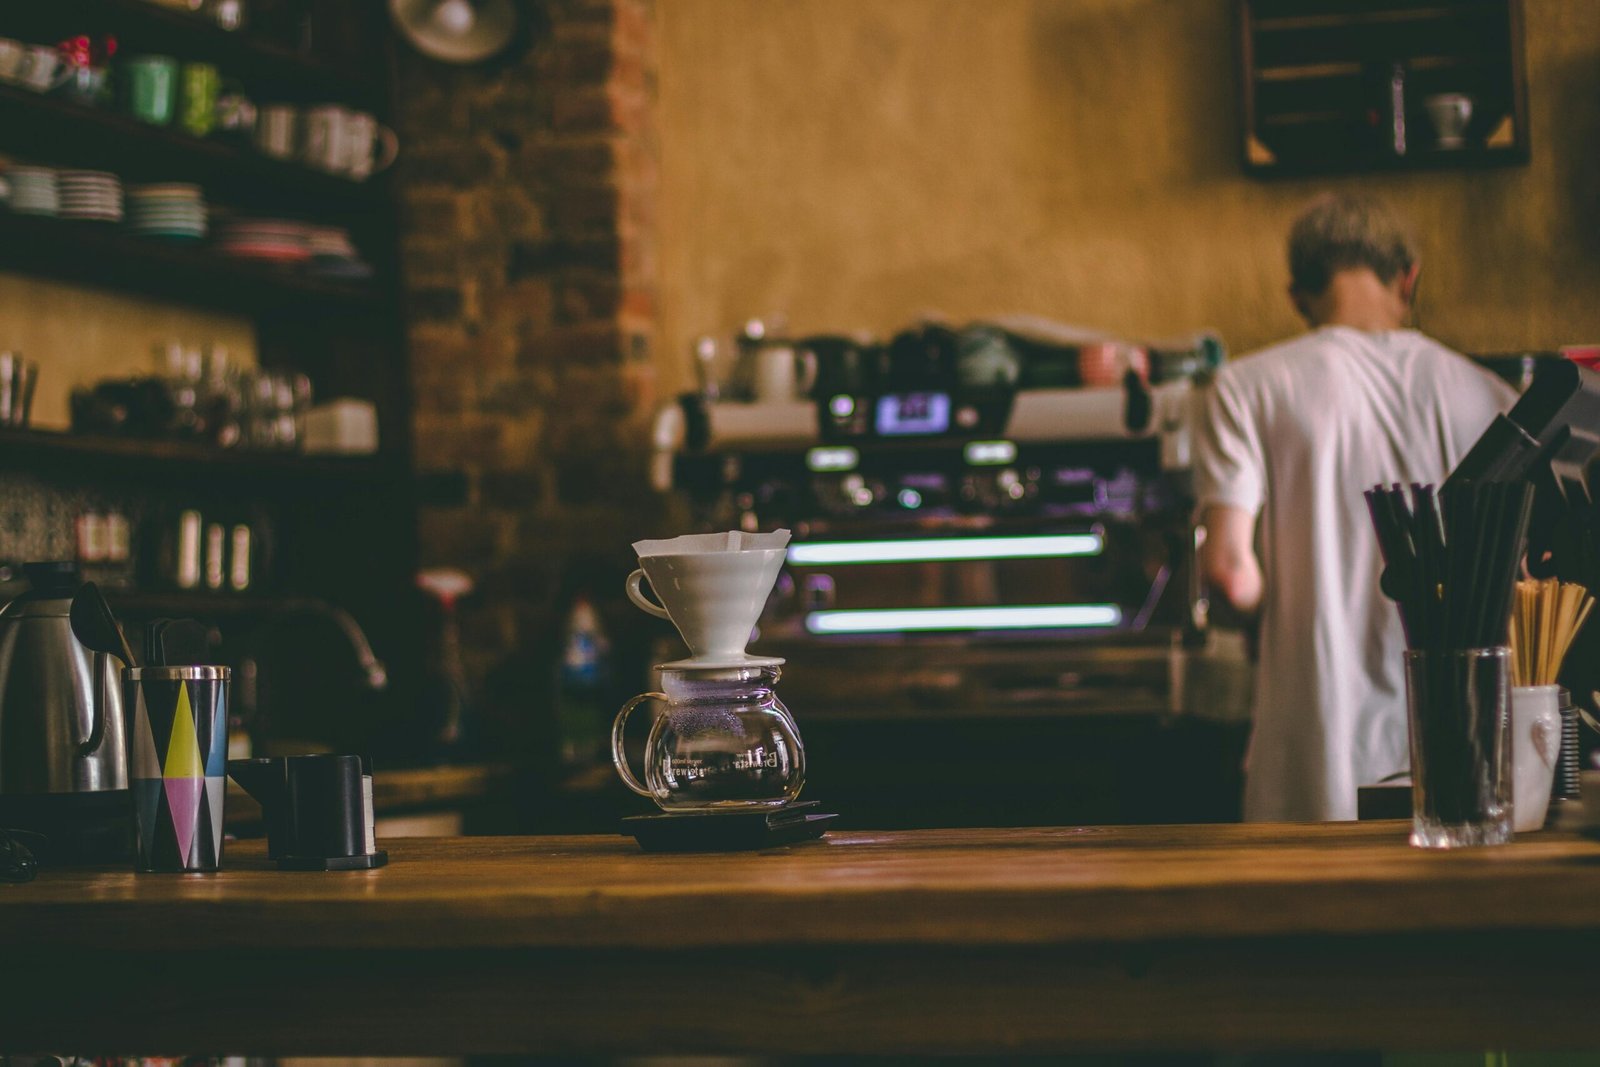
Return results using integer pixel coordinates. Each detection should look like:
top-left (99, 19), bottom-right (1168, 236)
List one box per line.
top-left (1194, 194), bottom-right (1515, 822)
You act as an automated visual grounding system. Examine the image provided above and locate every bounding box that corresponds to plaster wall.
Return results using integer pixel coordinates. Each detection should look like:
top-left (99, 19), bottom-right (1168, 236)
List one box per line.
top-left (656, 0), bottom-right (1600, 394)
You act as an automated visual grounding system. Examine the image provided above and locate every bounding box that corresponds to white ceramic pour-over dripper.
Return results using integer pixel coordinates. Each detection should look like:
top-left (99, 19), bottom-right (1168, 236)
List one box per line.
top-left (626, 547), bottom-right (788, 669)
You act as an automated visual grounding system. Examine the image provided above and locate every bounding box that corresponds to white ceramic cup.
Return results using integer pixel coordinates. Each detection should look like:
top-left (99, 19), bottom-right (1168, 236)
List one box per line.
top-left (0, 38), bottom-right (25, 83)
top-left (626, 548), bottom-right (787, 664)
top-left (255, 103), bottom-right (298, 159)
top-left (18, 45), bottom-right (71, 93)
top-left (1424, 92), bottom-right (1474, 149)
top-left (1511, 684), bottom-right (1561, 833)
top-left (341, 109), bottom-right (400, 180)
top-left (301, 104), bottom-right (349, 172)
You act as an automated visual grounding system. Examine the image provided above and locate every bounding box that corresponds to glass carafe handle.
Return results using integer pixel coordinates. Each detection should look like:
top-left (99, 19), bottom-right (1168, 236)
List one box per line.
top-left (611, 691), bottom-right (666, 798)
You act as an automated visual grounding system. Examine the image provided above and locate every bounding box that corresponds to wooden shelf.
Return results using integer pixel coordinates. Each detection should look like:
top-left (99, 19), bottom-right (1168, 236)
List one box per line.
top-left (104, 590), bottom-right (295, 618)
top-left (0, 427), bottom-right (400, 484)
top-left (1251, 3), bottom-right (1499, 32)
top-left (1239, 0), bottom-right (1529, 177)
top-left (0, 0), bottom-right (384, 110)
top-left (0, 83), bottom-right (385, 218)
top-left (0, 210), bottom-right (381, 315)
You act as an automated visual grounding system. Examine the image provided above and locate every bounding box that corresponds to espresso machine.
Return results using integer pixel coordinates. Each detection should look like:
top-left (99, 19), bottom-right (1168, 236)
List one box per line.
top-left (650, 321), bottom-right (1244, 826)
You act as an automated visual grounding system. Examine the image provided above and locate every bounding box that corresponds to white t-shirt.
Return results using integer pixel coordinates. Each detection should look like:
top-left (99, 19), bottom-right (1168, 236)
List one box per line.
top-left (1195, 326), bottom-right (1516, 822)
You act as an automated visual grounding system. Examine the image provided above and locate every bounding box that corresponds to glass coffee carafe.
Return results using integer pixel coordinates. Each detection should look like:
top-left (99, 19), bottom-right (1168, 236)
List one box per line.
top-left (611, 664), bottom-right (804, 812)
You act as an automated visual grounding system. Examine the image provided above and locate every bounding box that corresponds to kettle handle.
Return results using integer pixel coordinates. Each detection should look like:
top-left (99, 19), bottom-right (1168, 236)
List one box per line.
top-left (79, 652), bottom-right (111, 757)
top-left (611, 691), bottom-right (665, 799)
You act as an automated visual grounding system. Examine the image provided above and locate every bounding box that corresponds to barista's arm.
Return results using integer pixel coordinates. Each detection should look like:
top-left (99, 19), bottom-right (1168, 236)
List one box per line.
top-left (1200, 504), bottom-right (1262, 621)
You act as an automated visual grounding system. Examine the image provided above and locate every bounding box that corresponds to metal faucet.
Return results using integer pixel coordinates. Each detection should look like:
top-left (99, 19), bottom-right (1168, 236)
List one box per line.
top-left (241, 598), bottom-right (389, 693)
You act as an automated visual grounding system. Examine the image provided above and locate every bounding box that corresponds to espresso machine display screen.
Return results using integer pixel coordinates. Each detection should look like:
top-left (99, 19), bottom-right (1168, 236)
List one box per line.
top-left (876, 393), bottom-right (950, 436)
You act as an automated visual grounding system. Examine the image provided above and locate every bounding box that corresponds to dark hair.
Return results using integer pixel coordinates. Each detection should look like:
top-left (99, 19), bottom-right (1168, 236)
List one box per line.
top-left (1287, 194), bottom-right (1417, 296)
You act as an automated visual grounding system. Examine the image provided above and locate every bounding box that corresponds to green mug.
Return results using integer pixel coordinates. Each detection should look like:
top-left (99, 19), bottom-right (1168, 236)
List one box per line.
top-left (180, 61), bottom-right (219, 136)
top-left (121, 54), bottom-right (178, 126)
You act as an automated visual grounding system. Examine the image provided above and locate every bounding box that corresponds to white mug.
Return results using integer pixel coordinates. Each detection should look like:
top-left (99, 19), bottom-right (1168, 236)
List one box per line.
top-left (18, 45), bottom-right (71, 93)
top-left (301, 104), bottom-right (349, 172)
top-left (1424, 92), bottom-right (1474, 150)
top-left (754, 344), bottom-right (800, 402)
top-left (1511, 685), bottom-right (1561, 833)
top-left (255, 103), bottom-right (298, 159)
top-left (626, 548), bottom-right (787, 664)
top-left (0, 38), bottom-right (25, 84)
top-left (341, 110), bottom-right (400, 180)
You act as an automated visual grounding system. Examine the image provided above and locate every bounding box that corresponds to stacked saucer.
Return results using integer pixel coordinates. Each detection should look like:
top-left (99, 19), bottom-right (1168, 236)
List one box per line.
top-left (57, 171), bottom-right (124, 223)
top-left (126, 184), bottom-right (207, 240)
top-left (215, 217), bottom-right (312, 264)
top-left (305, 225), bottom-right (374, 280)
top-left (9, 167), bottom-right (60, 217)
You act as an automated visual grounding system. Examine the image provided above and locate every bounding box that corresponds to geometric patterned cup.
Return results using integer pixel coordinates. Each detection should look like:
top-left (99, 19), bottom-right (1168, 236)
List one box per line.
top-left (124, 666), bottom-right (230, 872)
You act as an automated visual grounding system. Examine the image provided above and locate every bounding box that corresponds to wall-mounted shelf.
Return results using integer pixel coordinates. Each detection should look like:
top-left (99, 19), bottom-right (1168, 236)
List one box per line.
top-left (0, 427), bottom-right (400, 485)
top-left (0, 210), bottom-right (381, 315)
top-left (1239, 0), bottom-right (1529, 177)
top-left (0, 83), bottom-right (384, 218)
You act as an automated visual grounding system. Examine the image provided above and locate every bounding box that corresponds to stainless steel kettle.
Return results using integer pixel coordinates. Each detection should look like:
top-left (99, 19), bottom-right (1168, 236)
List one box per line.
top-left (0, 562), bottom-right (128, 797)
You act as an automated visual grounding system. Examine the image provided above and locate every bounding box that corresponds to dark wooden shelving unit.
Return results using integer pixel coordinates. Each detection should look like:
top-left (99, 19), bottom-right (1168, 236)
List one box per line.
top-left (0, 1), bottom-right (425, 760)
top-left (1239, 0), bottom-right (1529, 177)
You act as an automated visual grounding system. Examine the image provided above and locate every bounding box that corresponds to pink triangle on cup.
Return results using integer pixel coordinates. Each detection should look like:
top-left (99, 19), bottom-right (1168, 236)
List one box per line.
top-left (164, 776), bottom-right (204, 866)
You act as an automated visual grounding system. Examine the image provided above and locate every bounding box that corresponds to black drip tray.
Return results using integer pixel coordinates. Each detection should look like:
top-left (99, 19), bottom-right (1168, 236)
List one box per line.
top-left (622, 801), bottom-right (837, 853)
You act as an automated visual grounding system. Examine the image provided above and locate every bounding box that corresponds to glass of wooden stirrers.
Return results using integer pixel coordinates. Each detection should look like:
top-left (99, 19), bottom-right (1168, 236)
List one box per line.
top-left (1508, 578), bottom-right (1595, 688)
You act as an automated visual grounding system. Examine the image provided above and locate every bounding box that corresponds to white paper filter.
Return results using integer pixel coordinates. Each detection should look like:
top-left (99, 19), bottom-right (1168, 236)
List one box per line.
top-left (632, 529), bottom-right (791, 558)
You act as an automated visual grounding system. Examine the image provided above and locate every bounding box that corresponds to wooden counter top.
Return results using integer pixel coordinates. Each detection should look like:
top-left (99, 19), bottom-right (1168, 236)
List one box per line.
top-left (5, 821), bottom-right (1600, 950)
top-left (5, 822), bottom-right (1600, 1055)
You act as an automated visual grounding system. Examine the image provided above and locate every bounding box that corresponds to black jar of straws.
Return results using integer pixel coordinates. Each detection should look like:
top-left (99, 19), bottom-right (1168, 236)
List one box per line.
top-left (1368, 480), bottom-right (1533, 849)
top-left (1403, 647), bottom-right (1512, 848)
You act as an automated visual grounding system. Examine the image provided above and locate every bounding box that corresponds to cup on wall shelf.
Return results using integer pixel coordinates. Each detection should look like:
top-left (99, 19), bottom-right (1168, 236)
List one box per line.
top-left (56, 34), bottom-right (114, 106)
top-left (0, 38), bottom-right (25, 85)
top-left (18, 44), bottom-right (74, 94)
top-left (342, 109), bottom-right (400, 180)
top-left (0, 353), bottom-right (39, 428)
top-left (302, 105), bottom-right (400, 179)
top-left (301, 104), bottom-right (349, 172)
top-left (120, 54), bottom-right (179, 125)
top-left (255, 103), bottom-right (298, 160)
top-left (1424, 92), bottom-right (1474, 150)
top-left (179, 61), bottom-right (220, 136)
top-left (215, 83), bottom-right (257, 144)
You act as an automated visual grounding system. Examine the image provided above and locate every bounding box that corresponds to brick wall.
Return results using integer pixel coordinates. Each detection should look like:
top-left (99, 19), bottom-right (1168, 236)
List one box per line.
top-left (394, 0), bottom-right (664, 745)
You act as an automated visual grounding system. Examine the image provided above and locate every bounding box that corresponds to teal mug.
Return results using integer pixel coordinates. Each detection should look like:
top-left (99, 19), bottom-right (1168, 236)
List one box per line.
top-left (121, 54), bottom-right (178, 126)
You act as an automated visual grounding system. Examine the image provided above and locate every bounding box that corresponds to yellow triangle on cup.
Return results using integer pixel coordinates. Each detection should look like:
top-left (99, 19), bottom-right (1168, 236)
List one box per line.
top-left (164, 684), bottom-right (204, 779)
